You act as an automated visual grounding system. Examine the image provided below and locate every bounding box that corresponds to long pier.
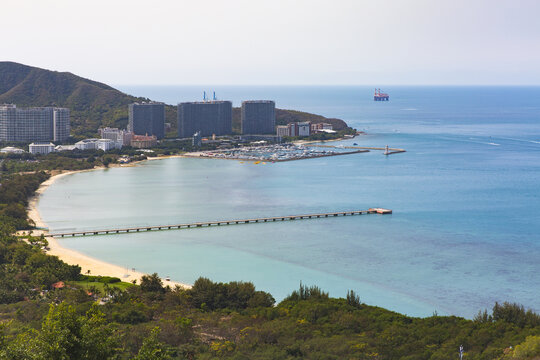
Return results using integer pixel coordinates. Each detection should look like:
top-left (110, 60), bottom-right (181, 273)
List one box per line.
top-left (308, 144), bottom-right (406, 155)
top-left (47, 208), bottom-right (392, 238)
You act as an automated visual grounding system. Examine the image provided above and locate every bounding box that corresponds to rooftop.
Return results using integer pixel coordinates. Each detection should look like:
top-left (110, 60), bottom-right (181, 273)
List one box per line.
top-left (178, 100), bottom-right (232, 105)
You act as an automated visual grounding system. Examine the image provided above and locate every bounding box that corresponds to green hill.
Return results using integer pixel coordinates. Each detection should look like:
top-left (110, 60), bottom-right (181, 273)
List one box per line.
top-left (0, 62), bottom-right (145, 138)
top-left (0, 62), bottom-right (351, 139)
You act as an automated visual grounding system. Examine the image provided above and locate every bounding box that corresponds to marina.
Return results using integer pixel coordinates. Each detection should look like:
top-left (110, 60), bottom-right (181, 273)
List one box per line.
top-left (184, 143), bottom-right (375, 162)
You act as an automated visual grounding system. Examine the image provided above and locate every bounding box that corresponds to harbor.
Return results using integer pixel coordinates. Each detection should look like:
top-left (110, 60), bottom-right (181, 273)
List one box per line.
top-left (184, 143), bottom-right (404, 162)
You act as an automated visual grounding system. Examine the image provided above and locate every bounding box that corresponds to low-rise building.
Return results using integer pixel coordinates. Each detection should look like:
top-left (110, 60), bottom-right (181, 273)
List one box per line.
top-left (294, 122), bottom-right (311, 137)
top-left (130, 134), bottom-right (157, 149)
top-left (0, 146), bottom-right (25, 154)
top-left (29, 142), bottom-right (55, 155)
top-left (54, 145), bottom-right (77, 151)
top-left (276, 122), bottom-right (311, 137)
top-left (99, 127), bottom-right (132, 147)
top-left (76, 137), bottom-right (122, 151)
top-left (75, 139), bottom-right (99, 150)
top-left (276, 125), bottom-right (289, 137)
top-left (239, 134), bottom-right (282, 143)
top-left (97, 139), bottom-right (120, 151)
top-left (311, 123), bottom-right (333, 132)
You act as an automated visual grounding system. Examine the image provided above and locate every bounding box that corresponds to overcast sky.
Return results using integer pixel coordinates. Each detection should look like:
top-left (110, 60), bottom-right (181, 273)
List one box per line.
top-left (3, 0), bottom-right (540, 85)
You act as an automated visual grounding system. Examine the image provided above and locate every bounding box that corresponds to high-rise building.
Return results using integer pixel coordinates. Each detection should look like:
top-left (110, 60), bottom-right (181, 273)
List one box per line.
top-left (241, 100), bottom-right (275, 135)
top-left (0, 105), bottom-right (70, 142)
top-left (53, 108), bottom-right (70, 142)
top-left (128, 102), bottom-right (165, 140)
top-left (177, 101), bottom-right (232, 138)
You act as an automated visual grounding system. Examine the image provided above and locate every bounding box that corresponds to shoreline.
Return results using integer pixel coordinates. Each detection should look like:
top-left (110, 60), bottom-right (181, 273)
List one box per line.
top-left (26, 164), bottom-right (191, 289)
top-left (24, 137), bottom-right (355, 289)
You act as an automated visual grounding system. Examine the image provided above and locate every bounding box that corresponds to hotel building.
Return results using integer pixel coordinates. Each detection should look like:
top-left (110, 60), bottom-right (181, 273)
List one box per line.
top-left (241, 100), bottom-right (275, 135)
top-left (128, 102), bottom-right (165, 140)
top-left (0, 105), bottom-right (70, 142)
top-left (177, 101), bottom-right (232, 138)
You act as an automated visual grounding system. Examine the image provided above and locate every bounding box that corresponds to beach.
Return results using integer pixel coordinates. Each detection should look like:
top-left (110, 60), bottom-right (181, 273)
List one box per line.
top-left (25, 166), bottom-right (191, 289)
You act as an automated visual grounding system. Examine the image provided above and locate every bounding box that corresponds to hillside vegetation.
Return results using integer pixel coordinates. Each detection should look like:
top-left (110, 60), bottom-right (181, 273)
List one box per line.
top-left (0, 62), bottom-right (351, 139)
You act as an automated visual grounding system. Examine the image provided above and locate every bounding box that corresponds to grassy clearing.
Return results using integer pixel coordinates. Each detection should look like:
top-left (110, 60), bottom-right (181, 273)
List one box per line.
top-left (69, 280), bottom-right (134, 293)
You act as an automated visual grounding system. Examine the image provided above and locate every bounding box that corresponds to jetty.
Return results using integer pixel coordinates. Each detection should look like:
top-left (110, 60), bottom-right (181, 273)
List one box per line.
top-left (308, 144), bottom-right (406, 155)
top-left (47, 208), bottom-right (392, 238)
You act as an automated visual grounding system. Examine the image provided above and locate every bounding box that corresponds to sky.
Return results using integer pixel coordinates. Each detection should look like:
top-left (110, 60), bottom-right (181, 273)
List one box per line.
top-left (2, 0), bottom-right (540, 85)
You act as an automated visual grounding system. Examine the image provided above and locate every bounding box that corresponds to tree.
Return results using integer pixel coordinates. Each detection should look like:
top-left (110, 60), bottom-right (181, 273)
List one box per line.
top-left (37, 303), bottom-right (83, 359)
top-left (102, 157), bottom-right (111, 168)
top-left (0, 332), bottom-right (40, 360)
top-left (134, 327), bottom-right (174, 360)
top-left (33, 303), bottom-right (119, 360)
top-left (140, 273), bottom-right (164, 293)
top-left (79, 304), bottom-right (120, 360)
top-left (346, 289), bottom-right (362, 309)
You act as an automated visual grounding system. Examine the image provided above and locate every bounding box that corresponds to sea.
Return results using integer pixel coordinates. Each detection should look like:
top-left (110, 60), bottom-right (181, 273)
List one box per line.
top-left (37, 86), bottom-right (540, 318)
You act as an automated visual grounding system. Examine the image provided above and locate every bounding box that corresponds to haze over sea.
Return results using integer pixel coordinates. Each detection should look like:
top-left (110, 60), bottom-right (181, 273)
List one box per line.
top-left (38, 86), bottom-right (540, 318)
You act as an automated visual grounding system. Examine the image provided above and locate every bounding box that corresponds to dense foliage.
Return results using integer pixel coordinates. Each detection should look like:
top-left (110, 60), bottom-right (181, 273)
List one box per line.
top-left (0, 172), bottom-right (49, 229)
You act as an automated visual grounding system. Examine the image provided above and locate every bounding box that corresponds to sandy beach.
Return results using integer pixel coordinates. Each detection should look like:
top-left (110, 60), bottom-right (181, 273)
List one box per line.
top-left (25, 165), bottom-right (191, 289)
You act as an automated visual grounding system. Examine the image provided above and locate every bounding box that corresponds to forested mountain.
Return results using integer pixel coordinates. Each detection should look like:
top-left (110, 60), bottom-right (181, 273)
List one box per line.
top-left (0, 62), bottom-right (145, 137)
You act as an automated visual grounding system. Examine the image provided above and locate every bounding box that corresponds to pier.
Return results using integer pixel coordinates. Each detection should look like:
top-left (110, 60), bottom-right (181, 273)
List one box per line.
top-left (308, 144), bottom-right (406, 155)
top-left (47, 208), bottom-right (392, 238)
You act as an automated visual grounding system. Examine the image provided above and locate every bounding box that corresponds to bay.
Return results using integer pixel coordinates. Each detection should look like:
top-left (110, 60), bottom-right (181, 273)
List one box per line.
top-left (38, 86), bottom-right (540, 317)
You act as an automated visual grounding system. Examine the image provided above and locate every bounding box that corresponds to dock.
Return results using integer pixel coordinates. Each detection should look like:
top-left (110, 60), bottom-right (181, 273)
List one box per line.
top-left (47, 208), bottom-right (392, 238)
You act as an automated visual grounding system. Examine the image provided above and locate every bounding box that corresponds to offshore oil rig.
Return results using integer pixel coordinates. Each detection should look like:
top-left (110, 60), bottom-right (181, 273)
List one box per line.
top-left (374, 88), bottom-right (389, 101)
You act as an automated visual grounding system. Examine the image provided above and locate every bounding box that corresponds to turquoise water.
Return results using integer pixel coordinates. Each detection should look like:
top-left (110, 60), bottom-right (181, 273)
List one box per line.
top-left (38, 86), bottom-right (540, 318)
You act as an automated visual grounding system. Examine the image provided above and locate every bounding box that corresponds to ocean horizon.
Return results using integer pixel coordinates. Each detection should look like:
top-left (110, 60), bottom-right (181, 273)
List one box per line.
top-left (38, 85), bottom-right (540, 318)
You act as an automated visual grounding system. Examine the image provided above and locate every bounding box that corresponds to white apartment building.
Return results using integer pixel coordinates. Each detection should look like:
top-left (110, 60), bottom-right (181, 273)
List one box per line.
top-left (97, 139), bottom-right (120, 151)
top-left (0, 146), bottom-right (25, 154)
top-left (99, 127), bottom-right (131, 147)
top-left (75, 139), bottom-right (99, 150)
top-left (29, 142), bottom-right (55, 155)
